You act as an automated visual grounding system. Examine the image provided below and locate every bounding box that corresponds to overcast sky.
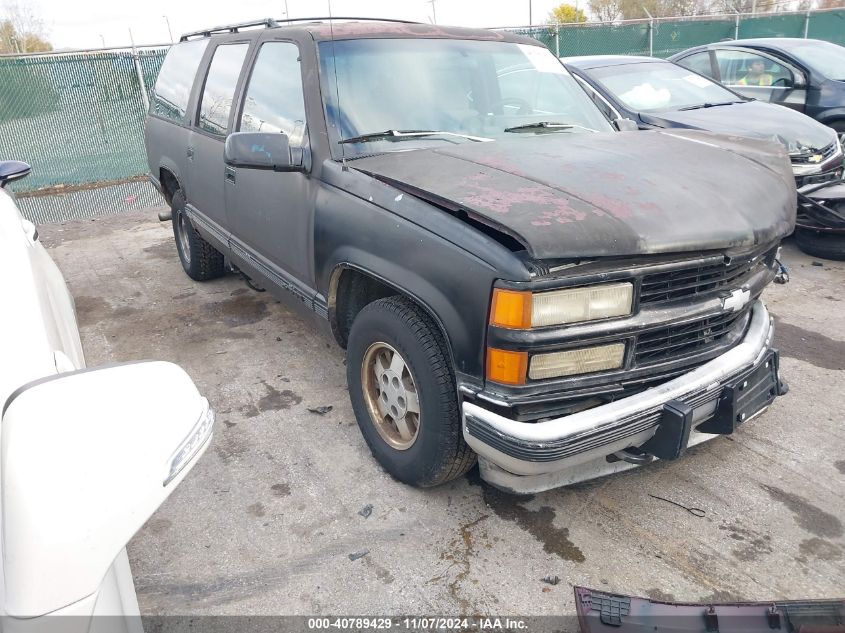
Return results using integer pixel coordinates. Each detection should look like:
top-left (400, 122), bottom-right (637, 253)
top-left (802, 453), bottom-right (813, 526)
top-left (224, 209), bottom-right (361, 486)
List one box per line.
top-left (31, 0), bottom-right (566, 50)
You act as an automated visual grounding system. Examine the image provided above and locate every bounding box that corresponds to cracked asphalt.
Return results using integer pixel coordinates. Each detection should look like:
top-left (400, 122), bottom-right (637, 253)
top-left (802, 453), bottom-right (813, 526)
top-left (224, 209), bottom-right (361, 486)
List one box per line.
top-left (41, 207), bottom-right (845, 615)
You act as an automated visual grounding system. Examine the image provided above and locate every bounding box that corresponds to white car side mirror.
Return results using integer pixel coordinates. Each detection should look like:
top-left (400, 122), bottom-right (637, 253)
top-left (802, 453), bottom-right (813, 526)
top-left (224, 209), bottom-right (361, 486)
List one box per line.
top-left (1, 361), bottom-right (214, 617)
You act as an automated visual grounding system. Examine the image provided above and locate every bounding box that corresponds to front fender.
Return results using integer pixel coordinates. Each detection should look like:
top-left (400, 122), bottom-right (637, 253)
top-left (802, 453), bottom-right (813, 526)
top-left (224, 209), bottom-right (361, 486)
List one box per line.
top-left (314, 180), bottom-right (505, 382)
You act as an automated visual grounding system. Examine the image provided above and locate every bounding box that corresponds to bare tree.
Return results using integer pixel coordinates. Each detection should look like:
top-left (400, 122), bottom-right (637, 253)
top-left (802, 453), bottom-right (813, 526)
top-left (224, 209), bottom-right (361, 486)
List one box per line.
top-left (588, 0), bottom-right (624, 21)
top-left (0, 1), bottom-right (51, 53)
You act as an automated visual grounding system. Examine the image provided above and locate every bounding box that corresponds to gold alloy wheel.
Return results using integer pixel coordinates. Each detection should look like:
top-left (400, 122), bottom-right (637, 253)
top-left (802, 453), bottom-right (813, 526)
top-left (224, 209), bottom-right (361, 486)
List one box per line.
top-left (361, 342), bottom-right (421, 450)
top-left (176, 210), bottom-right (191, 265)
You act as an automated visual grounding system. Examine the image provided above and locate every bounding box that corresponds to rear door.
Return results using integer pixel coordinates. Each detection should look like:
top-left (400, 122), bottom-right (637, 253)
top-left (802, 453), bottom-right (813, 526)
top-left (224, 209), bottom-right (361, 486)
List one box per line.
top-left (712, 47), bottom-right (807, 111)
top-left (223, 38), bottom-right (316, 299)
top-left (185, 41), bottom-right (250, 246)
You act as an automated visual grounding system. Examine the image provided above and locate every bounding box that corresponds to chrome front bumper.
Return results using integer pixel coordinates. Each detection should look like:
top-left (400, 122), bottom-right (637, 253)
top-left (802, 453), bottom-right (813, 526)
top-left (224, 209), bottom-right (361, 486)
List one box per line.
top-left (463, 301), bottom-right (777, 494)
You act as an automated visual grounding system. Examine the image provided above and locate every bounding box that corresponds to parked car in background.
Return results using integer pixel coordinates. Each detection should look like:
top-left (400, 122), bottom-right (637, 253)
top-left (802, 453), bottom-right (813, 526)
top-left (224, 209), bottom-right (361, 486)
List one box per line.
top-left (146, 19), bottom-right (795, 494)
top-left (564, 55), bottom-right (843, 189)
top-left (669, 38), bottom-right (845, 140)
top-left (0, 161), bottom-right (214, 624)
top-left (565, 55), bottom-right (845, 259)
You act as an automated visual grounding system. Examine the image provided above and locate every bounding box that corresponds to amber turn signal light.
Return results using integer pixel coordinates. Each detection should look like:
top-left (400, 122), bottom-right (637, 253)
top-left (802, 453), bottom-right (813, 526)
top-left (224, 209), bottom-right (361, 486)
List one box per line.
top-left (486, 347), bottom-right (528, 386)
top-left (489, 289), bottom-right (532, 329)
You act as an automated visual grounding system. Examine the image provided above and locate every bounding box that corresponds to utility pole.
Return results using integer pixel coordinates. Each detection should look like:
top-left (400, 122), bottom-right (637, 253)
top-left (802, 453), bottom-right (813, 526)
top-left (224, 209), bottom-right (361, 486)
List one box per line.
top-left (100, 34), bottom-right (105, 48)
top-left (529, 0), bottom-right (533, 25)
top-left (283, 0), bottom-right (290, 19)
top-left (163, 15), bottom-right (173, 43)
top-left (428, 0), bottom-right (437, 24)
top-left (642, 6), bottom-right (654, 56)
top-left (129, 28), bottom-right (150, 112)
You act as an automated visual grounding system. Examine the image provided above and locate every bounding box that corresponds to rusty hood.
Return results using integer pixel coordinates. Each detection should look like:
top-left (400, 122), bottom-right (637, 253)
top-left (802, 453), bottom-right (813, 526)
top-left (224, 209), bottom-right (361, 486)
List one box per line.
top-left (351, 130), bottom-right (796, 260)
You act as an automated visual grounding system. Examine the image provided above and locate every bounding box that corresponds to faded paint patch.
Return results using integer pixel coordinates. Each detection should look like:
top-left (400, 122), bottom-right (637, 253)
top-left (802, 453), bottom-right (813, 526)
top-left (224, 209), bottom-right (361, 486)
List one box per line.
top-left (460, 172), bottom-right (587, 224)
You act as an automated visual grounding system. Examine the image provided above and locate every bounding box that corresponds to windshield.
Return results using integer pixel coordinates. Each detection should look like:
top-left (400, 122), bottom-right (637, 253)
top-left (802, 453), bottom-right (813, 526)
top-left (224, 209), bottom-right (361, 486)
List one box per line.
top-left (318, 38), bottom-right (613, 156)
top-left (588, 61), bottom-right (742, 112)
top-left (783, 40), bottom-right (845, 81)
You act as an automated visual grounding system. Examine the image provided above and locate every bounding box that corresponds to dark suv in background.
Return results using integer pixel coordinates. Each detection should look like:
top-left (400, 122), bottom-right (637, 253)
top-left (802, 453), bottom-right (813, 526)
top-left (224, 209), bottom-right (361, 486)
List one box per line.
top-left (145, 18), bottom-right (794, 494)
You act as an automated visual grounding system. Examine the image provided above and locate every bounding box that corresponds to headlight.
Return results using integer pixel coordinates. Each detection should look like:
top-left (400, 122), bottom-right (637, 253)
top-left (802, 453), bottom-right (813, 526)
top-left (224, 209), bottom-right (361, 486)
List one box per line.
top-left (529, 343), bottom-right (626, 380)
top-left (490, 282), bottom-right (633, 329)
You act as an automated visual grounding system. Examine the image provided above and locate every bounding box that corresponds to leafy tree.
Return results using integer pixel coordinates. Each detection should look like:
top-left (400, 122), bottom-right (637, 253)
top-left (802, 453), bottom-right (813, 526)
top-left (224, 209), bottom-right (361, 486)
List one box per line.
top-left (548, 3), bottom-right (588, 23)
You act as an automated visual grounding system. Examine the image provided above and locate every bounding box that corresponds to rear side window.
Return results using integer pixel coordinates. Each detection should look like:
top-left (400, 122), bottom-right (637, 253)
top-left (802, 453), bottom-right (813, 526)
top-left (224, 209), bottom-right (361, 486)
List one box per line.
top-left (198, 43), bottom-right (249, 136)
top-left (151, 40), bottom-right (209, 122)
top-left (239, 42), bottom-right (307, 146)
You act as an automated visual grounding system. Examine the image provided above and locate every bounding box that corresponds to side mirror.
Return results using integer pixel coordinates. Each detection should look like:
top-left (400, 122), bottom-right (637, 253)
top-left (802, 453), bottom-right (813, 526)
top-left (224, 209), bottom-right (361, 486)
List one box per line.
top-left (224, 132), bottom-right (304, 172)
top-left (0, 160), bottom-right (31, 188)
top-left (793, 73), bottom-right (807, 88)
top-left (1, 361), bottom-right (214, 617)
top-left (613, 118), bottom-right (640, 132)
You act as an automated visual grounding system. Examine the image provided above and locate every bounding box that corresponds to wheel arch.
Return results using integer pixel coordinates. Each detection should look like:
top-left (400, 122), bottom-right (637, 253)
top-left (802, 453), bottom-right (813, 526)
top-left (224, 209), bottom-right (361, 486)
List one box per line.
top-left (327, 263), bottom-right (461, 377)
top-left (158, 162), bottom-right (184, 206)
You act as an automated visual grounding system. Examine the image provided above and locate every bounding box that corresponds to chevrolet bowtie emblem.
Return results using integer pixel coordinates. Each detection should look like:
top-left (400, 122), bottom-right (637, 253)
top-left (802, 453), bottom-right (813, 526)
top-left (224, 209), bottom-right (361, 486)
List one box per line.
top-left (808, 154), bottom-right (823, 163)
top-left (722, 288), bottom-right (751, 312)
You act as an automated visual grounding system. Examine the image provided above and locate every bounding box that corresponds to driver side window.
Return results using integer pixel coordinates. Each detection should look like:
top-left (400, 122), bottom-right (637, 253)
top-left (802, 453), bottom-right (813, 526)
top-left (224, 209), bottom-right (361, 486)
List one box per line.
top-left (239, 42), bottom-right (307, 147)
top-left (714, 50), bottom-right (793, 87)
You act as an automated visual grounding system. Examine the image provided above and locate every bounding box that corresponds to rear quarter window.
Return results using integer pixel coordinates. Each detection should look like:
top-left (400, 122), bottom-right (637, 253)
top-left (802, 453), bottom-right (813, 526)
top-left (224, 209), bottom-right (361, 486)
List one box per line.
top-left (151, 40), bottom-right (209, 122)
top-left (679, 52), bottom-right (715, 79)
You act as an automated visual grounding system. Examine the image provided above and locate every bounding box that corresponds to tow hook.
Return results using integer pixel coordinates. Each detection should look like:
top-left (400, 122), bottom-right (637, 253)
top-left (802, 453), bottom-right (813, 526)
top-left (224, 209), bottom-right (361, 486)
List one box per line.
top-left (609, 448), bottom-right (655, 465)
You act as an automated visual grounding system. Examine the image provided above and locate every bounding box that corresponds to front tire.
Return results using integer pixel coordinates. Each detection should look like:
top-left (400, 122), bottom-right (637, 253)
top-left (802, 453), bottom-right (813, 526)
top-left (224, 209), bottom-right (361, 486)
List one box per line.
top-left (171, 189), bottom-right (225, 281)
top-left (347, 296), bottom-right (476, 487)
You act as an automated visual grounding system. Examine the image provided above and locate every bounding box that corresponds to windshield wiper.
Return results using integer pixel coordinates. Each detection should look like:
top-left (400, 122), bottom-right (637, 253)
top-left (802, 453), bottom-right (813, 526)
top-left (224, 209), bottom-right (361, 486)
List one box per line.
top-left (677, 101), bottom-right (742, 111)
top-left (338, 129), bottom-right (493, 144)
top-left (503, 121), bottom-right (598, 133)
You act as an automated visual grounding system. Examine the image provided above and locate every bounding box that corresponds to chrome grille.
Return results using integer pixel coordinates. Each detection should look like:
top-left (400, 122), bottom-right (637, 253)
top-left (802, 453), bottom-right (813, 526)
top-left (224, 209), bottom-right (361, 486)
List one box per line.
top-left (791, 140), bottom-right (838, 165)
top-left (640, 257), bottom-right (765, 304)
top-left (635, 309), bottom-right (749, 365)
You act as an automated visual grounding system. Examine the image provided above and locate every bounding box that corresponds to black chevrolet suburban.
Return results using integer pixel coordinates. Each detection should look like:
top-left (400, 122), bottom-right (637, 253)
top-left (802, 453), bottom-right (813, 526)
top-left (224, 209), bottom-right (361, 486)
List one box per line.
top-left (144, 18), bottom-right (795, 493)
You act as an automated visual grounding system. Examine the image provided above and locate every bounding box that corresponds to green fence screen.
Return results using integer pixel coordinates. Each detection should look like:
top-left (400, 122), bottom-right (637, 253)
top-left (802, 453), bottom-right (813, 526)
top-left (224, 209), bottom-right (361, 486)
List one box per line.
top-left (0, 9), bottom-right (844, 223)
top-left (0, 48), bottom-right (166, 195)
top-left (511, 8), bottom-right (845, 59)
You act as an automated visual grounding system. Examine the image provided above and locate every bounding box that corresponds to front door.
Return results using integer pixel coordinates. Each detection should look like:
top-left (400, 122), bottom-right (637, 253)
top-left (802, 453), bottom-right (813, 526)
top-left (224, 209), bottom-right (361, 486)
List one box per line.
top-left (713, 48), bottom-right (807, 112)
top-left (224, 40), bottom-right (316, 300)
top-left (185, 41), bottom-right (250, 246)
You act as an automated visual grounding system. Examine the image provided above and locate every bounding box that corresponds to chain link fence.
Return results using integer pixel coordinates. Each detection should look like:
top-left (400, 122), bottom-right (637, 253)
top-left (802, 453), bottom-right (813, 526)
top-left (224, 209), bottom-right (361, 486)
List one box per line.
top-left (1, 9), bottom-right (844, 224)
top-left (0, 46), bottom-right (167, 221)
top-left (508, 7), bottom-right (845, 58)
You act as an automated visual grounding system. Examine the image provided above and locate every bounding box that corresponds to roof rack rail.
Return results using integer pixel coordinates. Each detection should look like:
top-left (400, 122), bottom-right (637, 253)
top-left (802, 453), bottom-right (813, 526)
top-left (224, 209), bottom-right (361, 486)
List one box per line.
top-left (179, 16), bottom-right (421, 41)
top-left (276, 16), bottom-right (421, 24)
top-left (180, 18), bottom-right (279, 41)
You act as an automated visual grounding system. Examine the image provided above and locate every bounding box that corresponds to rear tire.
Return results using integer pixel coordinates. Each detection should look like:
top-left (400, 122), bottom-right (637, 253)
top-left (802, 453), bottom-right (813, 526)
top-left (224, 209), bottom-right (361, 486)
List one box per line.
top-left (347, 296), bottom-right (476, 487)
top-left (171, 189), bottom-right (226, 281)
top-left (794, 228), bottom-right (845, 261)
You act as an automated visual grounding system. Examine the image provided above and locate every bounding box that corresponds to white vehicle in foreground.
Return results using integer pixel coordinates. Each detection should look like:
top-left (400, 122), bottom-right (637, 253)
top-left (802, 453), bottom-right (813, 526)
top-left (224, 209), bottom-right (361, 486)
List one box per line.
top-left (0, 161), bottom-right (214, 627)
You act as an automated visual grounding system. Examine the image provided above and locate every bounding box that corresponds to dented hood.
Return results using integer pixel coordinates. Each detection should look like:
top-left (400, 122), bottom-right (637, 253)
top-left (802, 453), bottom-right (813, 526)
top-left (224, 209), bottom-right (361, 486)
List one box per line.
top-left (639, 100), bottom-right (837, 156)
top-left (352, 130), bottom-right (796, 259)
